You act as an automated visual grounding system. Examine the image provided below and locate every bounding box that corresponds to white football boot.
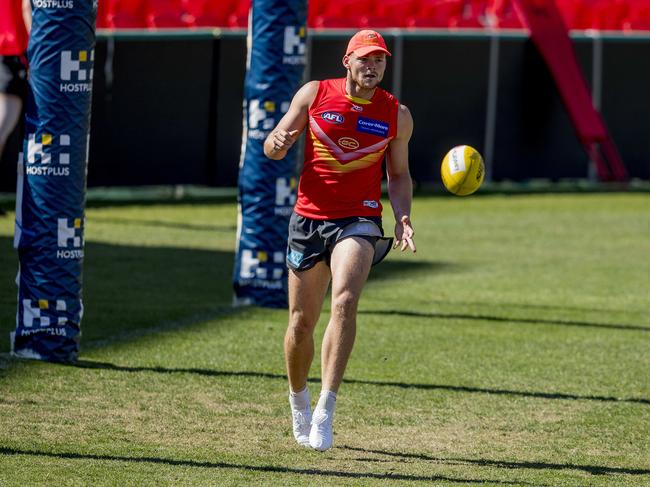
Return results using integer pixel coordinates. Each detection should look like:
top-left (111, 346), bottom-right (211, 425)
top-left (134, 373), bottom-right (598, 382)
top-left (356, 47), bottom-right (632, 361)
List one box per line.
top-left (289, 389), bottom-right (312, 447)
top-left (309, 391), bottom-right (336, 451)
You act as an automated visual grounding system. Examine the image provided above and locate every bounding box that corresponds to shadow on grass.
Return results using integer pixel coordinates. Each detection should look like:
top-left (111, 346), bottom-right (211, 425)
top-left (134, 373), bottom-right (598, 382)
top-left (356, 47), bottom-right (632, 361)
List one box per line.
top-left (0, 446), bottom-right (523, 485)
top-left (340, 445), bottom-right (650, 477)
top-left (368, 260), bottom-right (464, 282)
top-left (0, 238), bottom-right (237, 352)
top-left (90, 216), bottom-right (236, 233)
top-left (422, 298), bottom-right (643, 316)
top-left (359, 309), bottom-right (650, 333)
top-left (9, 231), bottom-right (576, 355)
top-left (0, 239), bottom-right (446, 353)
top-left (80, 242), bottom-right (239, 344)
top-left (0, 195), bottom-right (239, 214)
top-left (84, 192), bottom-right (238, 209)
top-left (69, 360), bottom-right (650, 407)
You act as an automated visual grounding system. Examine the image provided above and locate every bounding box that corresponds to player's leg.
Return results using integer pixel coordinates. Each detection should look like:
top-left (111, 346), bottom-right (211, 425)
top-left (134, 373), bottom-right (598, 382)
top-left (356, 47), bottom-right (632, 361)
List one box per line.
top-left (310, 236), bottom-right (374, 451)
top-left (0, 93), bottom-right (22, 155)
top-left (285, 262), bottom-right (331, 392)
top-left (0, 93), bottom-right (21, 216)
top-left (285, 261), bottom-right (330, 446)
top-left (321, 236), bottom-right (374, 392)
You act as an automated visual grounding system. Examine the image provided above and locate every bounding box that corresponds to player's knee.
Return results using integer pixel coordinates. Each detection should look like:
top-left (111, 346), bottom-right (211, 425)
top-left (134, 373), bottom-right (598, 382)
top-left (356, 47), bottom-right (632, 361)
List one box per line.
top-left (288, 310), bottom-right (317, 339)
top-left (331, 290), bottom-right (359, 318)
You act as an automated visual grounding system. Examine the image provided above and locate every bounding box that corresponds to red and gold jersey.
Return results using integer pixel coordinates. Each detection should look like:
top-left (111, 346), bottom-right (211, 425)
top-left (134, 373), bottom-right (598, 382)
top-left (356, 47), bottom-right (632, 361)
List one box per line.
top-left (0, 1), bottom-right (28, 56)
top-left (295, 78), bottom-right (399, 220)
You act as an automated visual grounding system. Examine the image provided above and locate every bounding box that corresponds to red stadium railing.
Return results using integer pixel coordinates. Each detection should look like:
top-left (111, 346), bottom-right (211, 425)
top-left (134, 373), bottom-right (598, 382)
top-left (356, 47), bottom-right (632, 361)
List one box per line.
top-left (96, 0), bottom-right (650, 31)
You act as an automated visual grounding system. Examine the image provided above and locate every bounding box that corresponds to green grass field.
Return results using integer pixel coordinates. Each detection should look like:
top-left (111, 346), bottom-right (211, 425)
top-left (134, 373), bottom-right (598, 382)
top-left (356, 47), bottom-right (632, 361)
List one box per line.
top-left (1, 192), bottom-right (649, 486)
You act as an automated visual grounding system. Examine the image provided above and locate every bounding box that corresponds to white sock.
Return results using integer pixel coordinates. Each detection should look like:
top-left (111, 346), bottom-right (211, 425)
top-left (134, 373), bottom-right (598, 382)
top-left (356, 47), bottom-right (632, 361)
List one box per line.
top-left (315, 390), bottom-right (337, 413)
top-left (289, 385), bottom-right (310, 410)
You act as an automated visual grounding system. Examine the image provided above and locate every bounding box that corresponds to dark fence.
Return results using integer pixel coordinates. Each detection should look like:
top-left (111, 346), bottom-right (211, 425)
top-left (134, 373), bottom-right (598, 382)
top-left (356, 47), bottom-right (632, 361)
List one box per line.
top-left (1, 29), bottom-right (649, 192)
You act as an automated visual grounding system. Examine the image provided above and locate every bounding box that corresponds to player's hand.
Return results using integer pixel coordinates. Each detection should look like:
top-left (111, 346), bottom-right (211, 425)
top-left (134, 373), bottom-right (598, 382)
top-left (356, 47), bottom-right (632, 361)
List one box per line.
top-left (271, 129), bottom-right (299, 153)
top-left (393, 215), bottom-right (416, 252)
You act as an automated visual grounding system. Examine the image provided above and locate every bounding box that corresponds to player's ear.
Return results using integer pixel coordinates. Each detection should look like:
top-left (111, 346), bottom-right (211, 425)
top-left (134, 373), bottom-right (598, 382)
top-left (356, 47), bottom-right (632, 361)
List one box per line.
top-left (342, 54), bottom-right (351, 70)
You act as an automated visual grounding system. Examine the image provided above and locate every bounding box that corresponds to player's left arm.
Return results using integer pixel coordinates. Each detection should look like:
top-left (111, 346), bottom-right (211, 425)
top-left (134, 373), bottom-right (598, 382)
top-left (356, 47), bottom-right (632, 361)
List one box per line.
top-left (387, 104), bottom-right (416, 252)
top-left (23, 0), bottom-right (32, 32)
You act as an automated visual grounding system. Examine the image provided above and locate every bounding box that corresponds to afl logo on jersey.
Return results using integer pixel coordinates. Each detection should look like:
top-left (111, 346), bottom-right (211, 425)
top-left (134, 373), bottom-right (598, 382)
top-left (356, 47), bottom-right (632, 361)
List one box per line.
top-left (338, 137), bottom-right (360, 150)
top-left (322, 111), bottom-right (344, 124)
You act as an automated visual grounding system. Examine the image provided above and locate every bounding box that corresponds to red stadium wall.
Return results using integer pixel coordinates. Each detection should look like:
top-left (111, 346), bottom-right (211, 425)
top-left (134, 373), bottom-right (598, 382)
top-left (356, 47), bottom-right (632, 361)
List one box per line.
top-left (94, 0), bottom-right (650, 31)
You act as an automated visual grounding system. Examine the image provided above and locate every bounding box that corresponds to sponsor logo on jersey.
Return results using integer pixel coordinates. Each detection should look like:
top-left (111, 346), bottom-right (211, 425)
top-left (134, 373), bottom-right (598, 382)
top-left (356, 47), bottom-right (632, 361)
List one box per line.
top-left (322, 111), bottom-right (344, 124)
top-left (363, 200), bottom-right (379, 209)
top-left (338, 137), bottom-right (360, 150)
top-left (357, 116), bottom-right (389, 137)
top-left (351, 104), bottom-right (363, 112)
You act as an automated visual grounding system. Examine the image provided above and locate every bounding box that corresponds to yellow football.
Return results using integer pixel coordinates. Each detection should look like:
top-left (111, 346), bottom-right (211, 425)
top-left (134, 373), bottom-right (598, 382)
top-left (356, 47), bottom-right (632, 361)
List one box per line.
top-left (440, 145), bottom-right (485, 196)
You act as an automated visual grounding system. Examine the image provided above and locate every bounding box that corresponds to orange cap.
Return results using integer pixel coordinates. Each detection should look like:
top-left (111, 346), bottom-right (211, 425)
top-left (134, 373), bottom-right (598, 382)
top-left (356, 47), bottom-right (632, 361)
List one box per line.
top-left (345, 30), bottom-right (391, 57)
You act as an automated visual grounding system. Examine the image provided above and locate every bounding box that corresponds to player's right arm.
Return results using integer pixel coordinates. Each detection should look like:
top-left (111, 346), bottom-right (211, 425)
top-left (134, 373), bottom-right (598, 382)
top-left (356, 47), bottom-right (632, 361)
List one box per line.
top-left (264, 80), bottom-right (319, 160)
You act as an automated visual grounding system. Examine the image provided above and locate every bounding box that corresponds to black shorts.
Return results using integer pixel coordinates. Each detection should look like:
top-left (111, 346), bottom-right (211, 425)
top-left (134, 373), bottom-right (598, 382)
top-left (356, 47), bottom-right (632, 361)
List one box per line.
top-left (0, 56), bottom-right (28, 98)
top-left (287, 212), bottom-right (393, 272)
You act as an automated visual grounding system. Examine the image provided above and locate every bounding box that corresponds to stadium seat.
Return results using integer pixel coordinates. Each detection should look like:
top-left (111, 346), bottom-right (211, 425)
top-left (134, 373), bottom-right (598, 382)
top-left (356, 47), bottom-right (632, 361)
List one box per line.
top-left (555, 0), bottom-right (579, 29)
top-left (145, 0), bottom-right (196, 28)
top-left (555, 0), bottom-right (631, 31)
top-left (307, 0), bottom-right (329, 17)
top-left (313, 15), bottom-right (364, 28)
top-left (182, 0), bottom-right (238, 27)
top-left (360, 0), bottom-right (418, 28)
top-left (450, 0), bottom-right (486, 28)
top-left (96, 0), bottom-right (112, 28)
top-left (228, 0), bottom-right (251, 28)
top-left (555, 0), bottom-right (598, 30)
top-left (486, 0), bottom-right (524, 29)
top-left (357, 14), bottom-right (401, 28)
top-left (107, 0), bottom-right (147, 28)
top-left (311, 0), bottom-right (371, 28)
top-left (307, 0), bottom-right (325, 27)
top-left (321, 0), bottom-right (374, 17)
top-left (624, 0), bottom-right (650, 30)
top-left (591, 0), bottom-right (628, 30)
top-left (407, 0), bottom-right (465, 28)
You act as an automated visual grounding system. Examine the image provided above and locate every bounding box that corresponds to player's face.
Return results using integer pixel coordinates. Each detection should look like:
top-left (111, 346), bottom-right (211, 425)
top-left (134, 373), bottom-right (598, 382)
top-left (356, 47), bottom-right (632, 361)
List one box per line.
top-left (347, 52), bottom-right (386, 90)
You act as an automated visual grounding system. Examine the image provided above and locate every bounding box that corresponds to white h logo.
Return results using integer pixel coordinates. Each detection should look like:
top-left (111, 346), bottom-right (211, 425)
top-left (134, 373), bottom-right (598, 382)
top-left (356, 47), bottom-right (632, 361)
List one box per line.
top-left (27, 134), bottom-right (70, 164)
top-left (58, 218), bottom-right (83, 248)
top-left (249, 99), bottom-right (276, 130)
top-left (275, 177), bottom-right (296, 206)
top-left (60, 50), bottom-right (94, 81)
top-left (22, 299), bottom-right (67, 328)
top-left (284, 26), bottom-right (305, 55)
top-left (240, 249), bottom-right (260, 279)
top-left (240, 250), bottom-right (285, 280)
top-left (27, 134), bottom-right (50, 164)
